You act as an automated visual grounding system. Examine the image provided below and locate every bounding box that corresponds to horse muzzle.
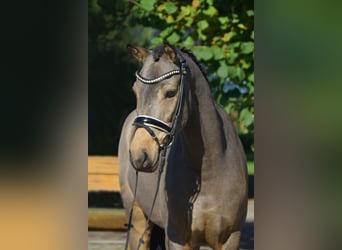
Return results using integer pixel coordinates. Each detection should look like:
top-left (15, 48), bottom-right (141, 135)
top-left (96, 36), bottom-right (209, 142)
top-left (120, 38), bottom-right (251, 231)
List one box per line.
top-left (129, 127), bottom-right (160, 172)
top-left (129, 149), bottom-right (159, 172)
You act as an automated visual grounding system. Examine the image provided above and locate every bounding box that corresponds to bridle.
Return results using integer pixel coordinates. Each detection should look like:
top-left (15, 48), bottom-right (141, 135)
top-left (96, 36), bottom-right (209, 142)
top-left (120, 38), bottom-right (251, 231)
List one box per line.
top-left (131, 48), bottom-right (188, 173)
top-left (124, 47), bottom-right (188, 250)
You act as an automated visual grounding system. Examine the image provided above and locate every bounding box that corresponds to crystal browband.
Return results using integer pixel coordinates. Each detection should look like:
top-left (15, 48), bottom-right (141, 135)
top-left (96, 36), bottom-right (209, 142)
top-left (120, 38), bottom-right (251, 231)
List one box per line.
top-left (135, 69), bottom-right (186, 84)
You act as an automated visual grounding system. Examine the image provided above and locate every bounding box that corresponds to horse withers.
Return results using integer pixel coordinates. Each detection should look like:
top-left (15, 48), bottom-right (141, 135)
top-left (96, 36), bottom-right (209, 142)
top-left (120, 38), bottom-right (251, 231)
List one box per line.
top-left (118, 43), bottom-right (248, 250)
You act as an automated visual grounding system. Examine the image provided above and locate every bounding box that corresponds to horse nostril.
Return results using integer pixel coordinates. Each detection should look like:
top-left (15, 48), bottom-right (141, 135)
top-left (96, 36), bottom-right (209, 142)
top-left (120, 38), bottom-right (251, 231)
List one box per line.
top-left (130, 150), bottom-right (149, 169)
top-left (141, 151), bottom-right (148, 166)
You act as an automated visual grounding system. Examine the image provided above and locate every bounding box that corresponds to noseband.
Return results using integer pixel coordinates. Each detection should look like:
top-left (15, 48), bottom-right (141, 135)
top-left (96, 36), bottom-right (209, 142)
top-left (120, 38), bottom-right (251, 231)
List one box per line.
top-left (131, 48), bottom-right (187, 172)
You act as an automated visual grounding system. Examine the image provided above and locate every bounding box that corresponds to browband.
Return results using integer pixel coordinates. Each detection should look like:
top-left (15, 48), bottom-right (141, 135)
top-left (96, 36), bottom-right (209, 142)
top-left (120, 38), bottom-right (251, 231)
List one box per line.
top-left (135, 70), bottom-right (182, 84)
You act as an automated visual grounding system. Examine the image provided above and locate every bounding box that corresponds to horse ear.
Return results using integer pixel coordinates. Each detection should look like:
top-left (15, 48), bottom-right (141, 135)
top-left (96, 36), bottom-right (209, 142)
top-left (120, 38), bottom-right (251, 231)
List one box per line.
top-left (127, 44), bottom-right (149, 62)
top-left (163, 43), bottom-right (178, 63)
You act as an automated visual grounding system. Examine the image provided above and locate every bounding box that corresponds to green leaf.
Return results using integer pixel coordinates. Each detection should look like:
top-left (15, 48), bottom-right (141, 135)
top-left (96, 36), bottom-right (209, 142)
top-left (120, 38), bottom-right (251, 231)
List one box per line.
top-left (222, 31), bottom-right (236, 42)
top-left (180, 5), bottom-right (191, 16)
top-left (165, 2), bottom-right (177, 14)
top-left (203, 6), bottom-right (217, 17)
top-left (201, 48), bottom-right (212, 60)
top-left (156, 3), bottom-right (166, 12)
top-left (239, 108), bottom-right (254, 127)
top-left (151, 37), bottom-right (163, 45)
top-left (246, 10), bottom-right (254, 17)
top-left (247, 161), bottom-right (254, 175)
top-left (227, 66), bottom-right (237, 78)
top-left (218, 16), bottom-right (229, 25)
top-left (217, 63), bottom-right (229, 78)
top-left (227, 51), bottom-right (239, 64)
top-left (160, 27), bottom-right (173, 38)
top-left (223, 102), bottom-right (234, 114)
top-left (240, 42), bottom-right (254, 54)
top-left (206, 0), bottom-right (214, 5)
top-left (183, 36), bottom-right (195, 47)
top-left (240, 59), bottom-right (251, 69)
top-left (236, 67), bottom-right (246, 81)
top-left (141, 0), bottom-right (156, 11)
top-left (248, 73), bottom-right (254, 82)
top-left (197, 20), bottom-right (209, 31)
top-left (167, 32), bottom-right (180, 44)
top-left (192, 46), bottom-right (212, 60)
top-left (212, 46), bottom-right (224, 60)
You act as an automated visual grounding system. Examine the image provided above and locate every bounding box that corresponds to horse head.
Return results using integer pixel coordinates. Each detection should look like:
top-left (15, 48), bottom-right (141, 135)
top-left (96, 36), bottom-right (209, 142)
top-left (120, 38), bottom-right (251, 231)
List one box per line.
top-left (127, 43), bottom-right (191, 172)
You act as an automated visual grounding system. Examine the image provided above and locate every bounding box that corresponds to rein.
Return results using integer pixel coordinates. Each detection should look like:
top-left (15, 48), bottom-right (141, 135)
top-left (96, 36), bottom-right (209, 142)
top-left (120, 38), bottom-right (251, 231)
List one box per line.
top-left (124, 48), bottom-right (187, 249)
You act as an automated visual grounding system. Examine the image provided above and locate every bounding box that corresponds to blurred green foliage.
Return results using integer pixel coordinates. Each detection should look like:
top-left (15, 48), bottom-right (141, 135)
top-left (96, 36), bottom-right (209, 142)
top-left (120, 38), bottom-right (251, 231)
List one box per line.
top-left (88, 0), bottom-right (254, 155)
top-left (130, 0), bottom-right (254, 138)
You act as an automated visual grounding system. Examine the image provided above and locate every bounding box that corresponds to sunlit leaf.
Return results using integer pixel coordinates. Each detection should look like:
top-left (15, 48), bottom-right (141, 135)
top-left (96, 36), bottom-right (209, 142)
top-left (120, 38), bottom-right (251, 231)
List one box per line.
top-left (218, 16), bottom-right (229, 24)
top-left (160, 27), bottom-right (173, 38)
top-left (180, 5), bottom-right (191, 16)
top-left (239, 108), bottom-right (254, 127)
top-left (151, 37), bottom-right (163, 45)
top-left (167, 32), bottom-right (180, 44)
top-left (240, 42), bottom-right (254, 54)
top-left (166, 15), bottom-right (174, 23)
top-left (248, 73), bottom-right (254, 82)
top-left (222, 32), bottom-right (236, 42)
top-left (197, 20), bottom-right (209, 31)
top-left (203, 6), bottom-right (218, 17)
top-left (218, 63), bottom-right (228, 78)
top-left (165, 2), bottom-right (177, 14)
top-left (237, 23), bottom-right (248, 30)
top-left (206, 0), bottom-right (214, 5)
top-left (157, 3), bottom-right (166, 12)
top-left (246, 10), bottom-right (254, 17)
top-left (183, 36), bottom-right (195, 47)
top-left (193, 46), bottom-right (212, 60)
top-left (141, 0), bottom-right (156, 11)
top-left (212, 46), bottom-right (224, 60)
top-left (236, 67), bottom-right (246, 81)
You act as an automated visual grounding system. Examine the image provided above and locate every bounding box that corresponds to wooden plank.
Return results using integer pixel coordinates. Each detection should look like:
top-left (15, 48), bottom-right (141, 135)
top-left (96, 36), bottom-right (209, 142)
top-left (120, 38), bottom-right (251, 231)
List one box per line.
top-left (88, 156), bottom-right (121, 192)
top-left (88, 156), bottom-right (119, 174)
top-left (88, 174), bottom-right (121, 191)
top-left (88, 208), bottom-right (127, 230)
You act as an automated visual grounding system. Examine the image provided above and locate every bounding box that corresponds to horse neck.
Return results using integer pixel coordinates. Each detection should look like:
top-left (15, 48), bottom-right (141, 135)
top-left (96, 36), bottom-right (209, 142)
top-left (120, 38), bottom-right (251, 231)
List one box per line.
top-left (181, 54), bottom-right (225, 168)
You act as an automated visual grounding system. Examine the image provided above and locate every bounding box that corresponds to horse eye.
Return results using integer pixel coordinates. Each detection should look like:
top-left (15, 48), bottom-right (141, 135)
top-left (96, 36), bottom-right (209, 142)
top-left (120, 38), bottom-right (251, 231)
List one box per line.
top-left (165, 89), bottom-right (177, 98)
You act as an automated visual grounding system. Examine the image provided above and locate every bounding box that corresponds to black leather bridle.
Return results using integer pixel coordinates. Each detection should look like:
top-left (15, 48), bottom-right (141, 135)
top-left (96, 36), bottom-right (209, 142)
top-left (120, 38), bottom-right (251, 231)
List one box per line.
top-left (131, 48), bottom-right (188, 172)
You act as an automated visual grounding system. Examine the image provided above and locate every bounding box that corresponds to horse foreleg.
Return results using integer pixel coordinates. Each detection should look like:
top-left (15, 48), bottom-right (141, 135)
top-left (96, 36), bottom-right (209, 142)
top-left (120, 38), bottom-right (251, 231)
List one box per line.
top-left (165, 238), bottom-right (192, 250)
top-left (128, 203), bottom-right (153, 250)
top-left (220, 231), bottom-right (241, 250)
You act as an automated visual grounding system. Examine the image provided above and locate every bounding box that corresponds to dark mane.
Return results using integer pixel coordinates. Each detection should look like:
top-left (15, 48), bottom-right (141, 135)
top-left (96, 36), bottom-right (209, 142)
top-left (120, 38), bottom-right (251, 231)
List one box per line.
top-left (179, 46), bottom-right (209, 83)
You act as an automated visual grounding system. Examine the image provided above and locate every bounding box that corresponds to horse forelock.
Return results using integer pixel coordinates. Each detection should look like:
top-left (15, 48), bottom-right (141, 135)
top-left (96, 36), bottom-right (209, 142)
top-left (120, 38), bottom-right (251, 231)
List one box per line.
top-left (151, 44), bottom-right (209, 84)
top-left (152, 44), bottom-right (165, 61)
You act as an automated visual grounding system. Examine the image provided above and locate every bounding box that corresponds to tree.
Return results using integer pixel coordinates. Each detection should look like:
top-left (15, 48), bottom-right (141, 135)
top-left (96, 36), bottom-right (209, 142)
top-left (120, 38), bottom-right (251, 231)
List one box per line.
top-left (129, 0), bottom-right (254, 152)
top-left (88, 0), bottom-right (254, 155)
